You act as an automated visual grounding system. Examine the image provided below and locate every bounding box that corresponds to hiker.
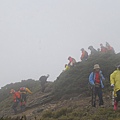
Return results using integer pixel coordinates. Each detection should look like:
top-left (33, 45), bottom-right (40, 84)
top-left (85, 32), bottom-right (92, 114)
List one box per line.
top-left (10, 89), bottom-right (21, 114)
top-left (110, 65), bottom-right (120, 110)
top-left (106, 42), bottom-right (115, 53)
top-left (64, 64), bottom-right (70, 71)
top-left (89, 64), bottom-right (105, 107)
top-left (100, 44), bottom-right (107, 53)
top-left (19, 87), bottom-right (32, 111)
top-left (39, 74), bottom-right (49, 92)
top-left (80, 48), bottom-right (88, 61)
top-left (88, 46), bottom-right (97, 55)
top-left (68, 56), bottom-right (76, 66)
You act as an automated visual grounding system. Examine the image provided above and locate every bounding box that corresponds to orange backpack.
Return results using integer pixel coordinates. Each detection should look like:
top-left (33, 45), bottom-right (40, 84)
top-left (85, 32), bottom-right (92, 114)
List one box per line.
top-left (14, 91), bottom-right (21, 99)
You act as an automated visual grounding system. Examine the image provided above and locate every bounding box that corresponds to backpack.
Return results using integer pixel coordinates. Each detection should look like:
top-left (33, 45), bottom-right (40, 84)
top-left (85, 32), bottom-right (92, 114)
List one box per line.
top-left (14, 92), bottom-right (21, 101)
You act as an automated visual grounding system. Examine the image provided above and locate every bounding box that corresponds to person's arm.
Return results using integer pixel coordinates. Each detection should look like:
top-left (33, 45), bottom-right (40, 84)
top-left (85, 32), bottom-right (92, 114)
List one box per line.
top-left (89, 72), bottom-right (95, 86)
top-left (110, 71), bottom-right (116, 86)
top-left (100, 71), bottom-right (105, 80)
top-left (26, 88), bottom-right (32, 94)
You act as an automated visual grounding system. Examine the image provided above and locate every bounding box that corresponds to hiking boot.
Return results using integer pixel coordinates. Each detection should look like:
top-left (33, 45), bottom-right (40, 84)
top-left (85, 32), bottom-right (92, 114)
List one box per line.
top-left (114, 100), bottom-right (118, 110)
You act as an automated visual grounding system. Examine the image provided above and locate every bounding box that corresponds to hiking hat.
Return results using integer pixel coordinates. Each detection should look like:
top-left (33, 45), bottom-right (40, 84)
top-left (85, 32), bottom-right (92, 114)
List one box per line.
top-left (10, 89), bottom-right (15, 93)
top-left (94, 64), bottom-right (100, 69)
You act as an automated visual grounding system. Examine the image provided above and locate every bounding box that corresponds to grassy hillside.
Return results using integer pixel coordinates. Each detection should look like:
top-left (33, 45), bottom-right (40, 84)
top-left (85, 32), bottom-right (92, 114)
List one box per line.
top-left (0, 52), bottom-right (120, 120)
top-left (52, 52), bottom-right (120, 100)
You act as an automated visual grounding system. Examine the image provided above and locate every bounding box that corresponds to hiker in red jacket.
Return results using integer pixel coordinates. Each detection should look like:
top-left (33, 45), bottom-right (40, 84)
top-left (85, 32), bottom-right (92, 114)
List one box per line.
top-left (100, 44), bottom-right (107, 53)
top-left (80, 48), bottom-right (88, 61)
top-left (106, 42), bottom-right (115, 53)
top-left (10, 89), bottom-right (21, 114)
top-left (89, 64), bottom-right (105, 107)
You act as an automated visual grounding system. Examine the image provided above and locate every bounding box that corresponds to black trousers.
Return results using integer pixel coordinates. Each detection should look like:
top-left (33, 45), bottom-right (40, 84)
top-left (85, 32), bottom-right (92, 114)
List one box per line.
top-left (116, 90), bottom-right (120, 102)
top-left (94, 87), bottom-right (104, 106)
top-left (12, 99), bottom-right (19, 113)
top-left (21, 93), bottom-right (27, 103)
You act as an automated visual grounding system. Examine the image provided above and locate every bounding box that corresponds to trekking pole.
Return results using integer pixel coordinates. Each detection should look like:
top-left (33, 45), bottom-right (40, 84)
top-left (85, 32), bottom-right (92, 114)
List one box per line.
top-left (92, 86), bottom-right (96, 107)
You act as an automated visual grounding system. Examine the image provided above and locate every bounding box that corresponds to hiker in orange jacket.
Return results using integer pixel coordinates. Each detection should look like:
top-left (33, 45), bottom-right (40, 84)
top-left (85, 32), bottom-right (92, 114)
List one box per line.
top-left (80, 48), bottom-right (88, 61)
top-left (10, 89), bottom-right (21, 114)
top-left (19, 87), bottom-right (32, 111)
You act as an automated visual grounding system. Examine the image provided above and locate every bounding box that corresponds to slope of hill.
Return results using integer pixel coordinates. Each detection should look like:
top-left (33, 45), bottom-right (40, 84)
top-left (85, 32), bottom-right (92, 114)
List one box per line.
top-left (52, 52), bottom-right (120, 99)
top-left (0, 52), bottom-right (120, 120)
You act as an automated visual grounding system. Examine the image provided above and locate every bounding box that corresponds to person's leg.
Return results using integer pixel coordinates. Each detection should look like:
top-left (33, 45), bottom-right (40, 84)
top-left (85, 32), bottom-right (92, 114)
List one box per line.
top-left (21, 94), bottom-right (27, 111)
top-left (97, 87), bottom-right (104, 106)
top-left (12, 101), bottom-right (19, 114)
top-left (114, 90), bottom-right (120, 110)
top-left (116, 90), bottom-right (120, 102)
top-left (114, 98), bottom-right (118, 110)
top-left (20, 93), bottom-right (26, 112)
top-left (20, 93), bottom-right (24, 111)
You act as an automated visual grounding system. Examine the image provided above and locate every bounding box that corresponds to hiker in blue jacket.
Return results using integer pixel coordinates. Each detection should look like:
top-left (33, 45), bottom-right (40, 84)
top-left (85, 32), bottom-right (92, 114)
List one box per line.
top-left (89, 64), bottom-right (105, 107)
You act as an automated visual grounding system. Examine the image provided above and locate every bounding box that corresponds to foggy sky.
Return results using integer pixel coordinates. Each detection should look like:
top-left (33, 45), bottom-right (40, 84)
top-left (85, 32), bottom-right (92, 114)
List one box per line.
top-left (0, 0), bottom-right (120, 88)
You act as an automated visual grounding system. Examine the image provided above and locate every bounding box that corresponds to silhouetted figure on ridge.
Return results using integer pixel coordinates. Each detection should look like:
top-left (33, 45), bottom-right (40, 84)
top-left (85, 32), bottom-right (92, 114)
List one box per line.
top-left (88, 46), bottom-right (97, 55)
top-left (39, 74), bottom-right (49, 92)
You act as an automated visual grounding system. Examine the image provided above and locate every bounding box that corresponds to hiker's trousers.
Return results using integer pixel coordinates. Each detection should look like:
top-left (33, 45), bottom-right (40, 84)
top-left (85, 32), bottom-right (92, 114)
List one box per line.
top-left (116, 90), bottom-right (120, 102)
top-left (94, 87), bottom-right (104, 106)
